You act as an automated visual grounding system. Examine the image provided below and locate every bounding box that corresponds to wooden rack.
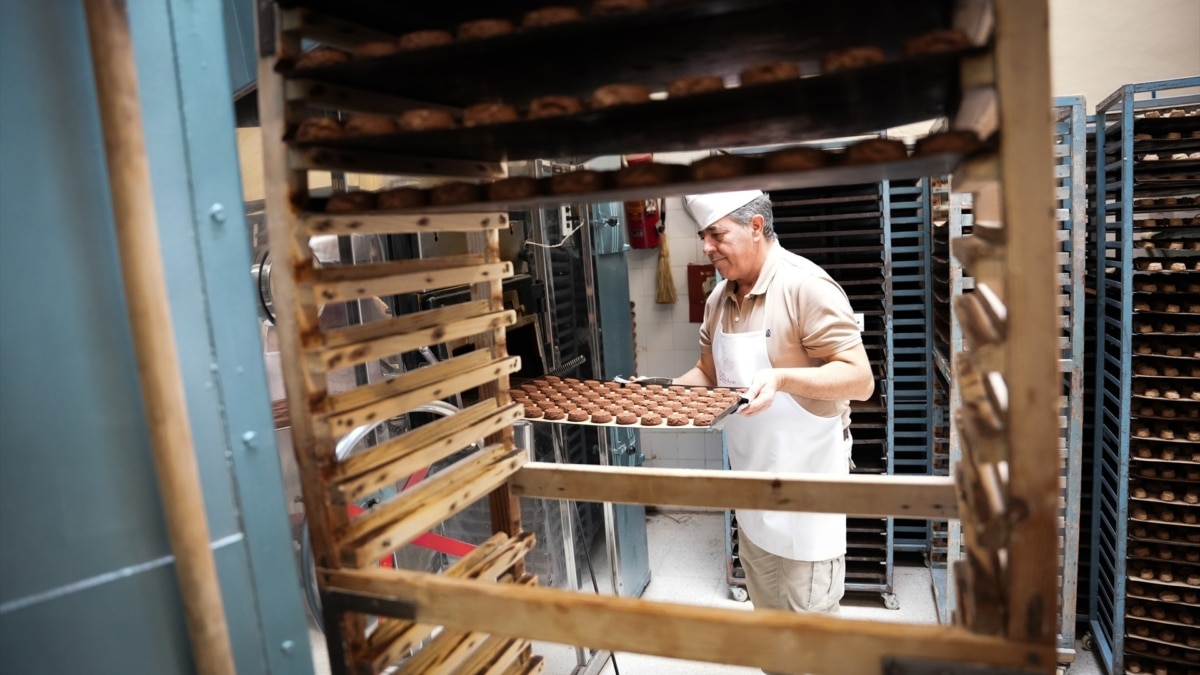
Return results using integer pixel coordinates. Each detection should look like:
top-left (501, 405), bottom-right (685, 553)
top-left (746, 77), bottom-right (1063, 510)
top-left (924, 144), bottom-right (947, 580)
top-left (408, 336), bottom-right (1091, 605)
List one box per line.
top-left (256, 0), bottom-right (1061, 672)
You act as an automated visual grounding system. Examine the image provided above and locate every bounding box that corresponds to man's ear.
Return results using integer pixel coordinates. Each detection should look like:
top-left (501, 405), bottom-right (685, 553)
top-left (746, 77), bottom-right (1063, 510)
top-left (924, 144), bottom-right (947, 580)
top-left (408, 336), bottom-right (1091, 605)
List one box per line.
top-left (751, 214), bottom-right (766, 237)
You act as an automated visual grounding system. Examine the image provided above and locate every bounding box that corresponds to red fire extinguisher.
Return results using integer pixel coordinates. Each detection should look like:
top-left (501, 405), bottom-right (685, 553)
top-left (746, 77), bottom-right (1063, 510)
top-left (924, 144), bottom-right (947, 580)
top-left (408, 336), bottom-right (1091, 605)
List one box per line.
top-left (623, 154), bottom-right (662, 249)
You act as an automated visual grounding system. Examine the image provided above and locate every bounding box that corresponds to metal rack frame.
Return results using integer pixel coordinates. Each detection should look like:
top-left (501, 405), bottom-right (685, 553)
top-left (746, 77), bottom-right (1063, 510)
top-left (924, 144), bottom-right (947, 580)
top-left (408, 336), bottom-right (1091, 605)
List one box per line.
top-left (253, 0), bottom-right (1065, 672)
top-left (1087, 76), bottom-right (1200, 675)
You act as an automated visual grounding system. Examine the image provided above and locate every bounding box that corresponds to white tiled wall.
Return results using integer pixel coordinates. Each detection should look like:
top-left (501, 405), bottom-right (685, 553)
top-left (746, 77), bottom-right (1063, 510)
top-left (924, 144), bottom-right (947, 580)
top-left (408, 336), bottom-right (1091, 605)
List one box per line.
top-left (616, 151), bottom-right (728, 470)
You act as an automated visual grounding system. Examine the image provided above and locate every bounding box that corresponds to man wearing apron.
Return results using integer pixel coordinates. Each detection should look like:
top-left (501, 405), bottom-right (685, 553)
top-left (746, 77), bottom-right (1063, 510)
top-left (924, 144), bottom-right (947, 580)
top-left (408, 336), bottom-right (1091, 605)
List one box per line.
top-left (673, 190), bottom-right (876, 629)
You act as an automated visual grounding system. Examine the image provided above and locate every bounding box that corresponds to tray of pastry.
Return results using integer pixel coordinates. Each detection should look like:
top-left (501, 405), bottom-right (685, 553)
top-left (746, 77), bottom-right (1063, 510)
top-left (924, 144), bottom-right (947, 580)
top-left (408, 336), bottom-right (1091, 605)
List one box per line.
top-left (1123, 623), bottom-right (1200, 655)
top-left (1130, 426), bottom-right (1200, 444)
top-left (1134, 280), bottom-right (1200, 294)
top-left (1129, 509), bottom-right (1200, 530)
top-left (1129, 580), bottom-right (1200, 607)
top-left (1134, 112), bottom-right (1200, 135)
top-left (289, 53), bottom-right (985, 163)
top-left (1130, 523), bottom-right (1200, 549)
top-left (1132, 402), bottom-right (1200, 421)
top-left (512, 376), bottom-right (744, 430)
top-left (277, 0), bottom-right (962, 106)
top-left (1133, 260), bottom-right (1200, 273)
top-left (1127, 598), bottom-right (1199, 624)
top-left (1128, 563), bottom-right (1200, 588)
top-left (303, 141), bottom-right (976, 220)
top-left (1124, 642), bottom-right (1200, 669)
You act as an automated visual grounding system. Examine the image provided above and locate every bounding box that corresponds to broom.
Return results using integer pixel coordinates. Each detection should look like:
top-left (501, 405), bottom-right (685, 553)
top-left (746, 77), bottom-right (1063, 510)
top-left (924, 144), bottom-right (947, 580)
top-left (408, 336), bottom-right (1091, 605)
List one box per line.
top-left (655, 199), bottom-right (678, 304)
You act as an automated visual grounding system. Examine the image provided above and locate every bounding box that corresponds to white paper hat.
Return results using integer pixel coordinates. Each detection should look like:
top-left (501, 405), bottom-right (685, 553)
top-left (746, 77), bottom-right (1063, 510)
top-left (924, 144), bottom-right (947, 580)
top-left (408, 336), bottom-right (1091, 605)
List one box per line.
top-left (684, 190), bottom-right (763, 231)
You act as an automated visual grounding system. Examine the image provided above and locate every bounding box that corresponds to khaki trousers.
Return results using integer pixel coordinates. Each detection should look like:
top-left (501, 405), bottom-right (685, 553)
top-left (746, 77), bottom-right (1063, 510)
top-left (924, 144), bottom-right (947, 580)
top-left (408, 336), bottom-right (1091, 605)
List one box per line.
top-left (739, 532), bottom-right (846, 675)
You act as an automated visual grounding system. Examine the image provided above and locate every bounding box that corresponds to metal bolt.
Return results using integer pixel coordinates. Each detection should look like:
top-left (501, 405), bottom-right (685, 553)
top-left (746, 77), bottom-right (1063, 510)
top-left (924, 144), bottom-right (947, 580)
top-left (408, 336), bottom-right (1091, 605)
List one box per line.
top-left (242, 430), bottom-right (257, 450)
top-left (209, 203), bottom-right (226, 223)
top-left (280, 640), bottom-right (295, 654)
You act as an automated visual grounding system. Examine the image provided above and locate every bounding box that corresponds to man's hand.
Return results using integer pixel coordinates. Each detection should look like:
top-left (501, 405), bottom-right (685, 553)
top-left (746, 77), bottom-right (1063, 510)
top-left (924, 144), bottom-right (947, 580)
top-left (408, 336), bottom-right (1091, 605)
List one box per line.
top-left (741, 369), bottom-right (781, 416)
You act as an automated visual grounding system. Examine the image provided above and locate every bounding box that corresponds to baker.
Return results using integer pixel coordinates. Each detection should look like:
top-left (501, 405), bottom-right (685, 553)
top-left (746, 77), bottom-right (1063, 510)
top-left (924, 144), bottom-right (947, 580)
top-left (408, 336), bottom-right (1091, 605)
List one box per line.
top-left (671, 189), bottom-right (875, 626)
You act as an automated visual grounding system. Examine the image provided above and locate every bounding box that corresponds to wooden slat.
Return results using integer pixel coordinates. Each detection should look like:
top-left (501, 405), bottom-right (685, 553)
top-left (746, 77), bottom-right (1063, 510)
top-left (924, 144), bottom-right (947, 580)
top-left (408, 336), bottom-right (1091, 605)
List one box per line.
top-left (953, 153), bottom-right (999, 194)
top-left (318, 568), bottom-right (1057, 674)
top-left (395, 577), bottom-right (537, 675)
top-left (361, 533), bottom-right (537, 673)
top-left (302, 210), bottom-right (509, 238)
top-left (295, 145), bottom-right (506, 180)
top-left (316, 309), bottom-right (515, 372)
top-left (286, 79), bottom-right (458, 118)
top-left (994, 0), bottom-right (1061, 644)
top-left (279, 7), bottom-right (395, 49)
top-left (509, 463), bottom-right (957, 519)
top-left (336, 401), bottom-right (524, 502)
top-left (503, 656), bottom-right (545, 675)
top-left (311, 256), bottom-right (511, 303)
top-left (340, 446), bottom-right (528, 567)
top-left (326, 354), bottom-right (520, 433)
top-left (321, 301), bottom-right (490, 350)
top-left (452, 635), bottom-right (527, 675)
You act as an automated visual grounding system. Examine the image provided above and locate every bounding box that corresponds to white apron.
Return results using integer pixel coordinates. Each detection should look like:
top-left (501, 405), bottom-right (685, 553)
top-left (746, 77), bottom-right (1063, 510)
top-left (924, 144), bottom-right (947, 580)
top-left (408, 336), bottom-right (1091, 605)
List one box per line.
top-left (714, 297), bottom-right (849, 562)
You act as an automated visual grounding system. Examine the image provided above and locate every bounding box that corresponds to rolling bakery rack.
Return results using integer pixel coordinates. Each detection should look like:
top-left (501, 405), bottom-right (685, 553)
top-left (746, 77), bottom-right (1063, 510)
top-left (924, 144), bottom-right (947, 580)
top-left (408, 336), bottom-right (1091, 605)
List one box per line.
top-left (256, 0), bottom-right (1063, 672)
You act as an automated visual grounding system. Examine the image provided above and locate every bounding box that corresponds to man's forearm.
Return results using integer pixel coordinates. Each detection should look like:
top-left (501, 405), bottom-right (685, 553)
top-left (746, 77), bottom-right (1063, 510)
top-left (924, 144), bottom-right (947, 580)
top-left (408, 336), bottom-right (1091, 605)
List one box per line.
top-left (673, 366), bottom-right (715, 387)
top-left (775, 362), bottom-right (874, 402)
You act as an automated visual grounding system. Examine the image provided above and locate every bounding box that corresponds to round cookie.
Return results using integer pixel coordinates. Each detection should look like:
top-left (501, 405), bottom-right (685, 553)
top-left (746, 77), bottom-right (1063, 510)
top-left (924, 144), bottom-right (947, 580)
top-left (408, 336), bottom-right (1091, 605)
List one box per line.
top-left (666, 413), bottom-right (689, 427)
top-left (524, 406), bottom-right (544, 419)
top-left (693, 413), bottom-right (714, 427)
top-left (376, 187), bottom-right (427, 210)
top-left (591, 410), bottom-right (614, 424)
top-left (592, 84), bottom-right (652, 109)
top-left (543, 407), bottom-right (566, 421)
top-left (615, 412), bottom-right (638, 425)
top-left (762, 147), bottom-right (831, 173)
top-left (523, 6), bottom-right (582, 27)
top-left (667, 75), bottom-right (725, 98)
top-left (615, 162), bottom-right (677, 188)
top-left (352, 41), bottom-right (400, 59)
top-left (904, 29), bottom-right (971, 56)
top-left (640, 413), bottom-right (664, 426)
top-left (529, 95), bottom-right (586, 119)
top-left (343, 113), bottom-right (398, 137)
top-left (739, 62), bottom-right (800, 86)
top-left (457, 19), bottom-right (514, 41)
top-left (690, 155), bottom-right (754, 181)
top-left (822, 46), bottom-right (885, 72)
top-left (914, 130), bottom-right (983, 156)
top-left (844, 138), bottom-right (908, 165)
top-left (592, 0), bottom-right (650, 15)
top-left (398, 30), bottom-right (453, 51)
top-left (550, 170), bottom-right (606, 195)
top-left (430, 182), bottom-right (482, 206)
top-left (464, 102), bottom-right (520, 127)
top-left (295, 48), bottom-right (350, 69)
top-left (488, 176), bottom-right (541, 201)
top-left (567, 409), bottom-right (590, 422)
top-left (326, 191), bottom-right (376, 213)
top-left (398, 108), bottom-right (457, 132)
top-left (295, 117), bottom-right (342, 141)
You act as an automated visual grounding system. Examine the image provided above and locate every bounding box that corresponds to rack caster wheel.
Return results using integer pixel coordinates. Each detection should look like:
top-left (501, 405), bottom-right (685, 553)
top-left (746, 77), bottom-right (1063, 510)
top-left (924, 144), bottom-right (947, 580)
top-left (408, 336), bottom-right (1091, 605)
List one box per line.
top-left (882, 593), bottom-right (900, 610)
top-left (1080, 633), bottom-right (1095, 652)
top-left (730, 585), bottom-right (749, 602)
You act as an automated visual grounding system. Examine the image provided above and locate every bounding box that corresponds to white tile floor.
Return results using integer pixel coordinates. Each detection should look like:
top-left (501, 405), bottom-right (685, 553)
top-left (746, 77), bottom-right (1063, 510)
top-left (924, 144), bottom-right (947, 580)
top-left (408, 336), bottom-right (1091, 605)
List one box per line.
top-left (308, 510), bottom-right (1104, 675)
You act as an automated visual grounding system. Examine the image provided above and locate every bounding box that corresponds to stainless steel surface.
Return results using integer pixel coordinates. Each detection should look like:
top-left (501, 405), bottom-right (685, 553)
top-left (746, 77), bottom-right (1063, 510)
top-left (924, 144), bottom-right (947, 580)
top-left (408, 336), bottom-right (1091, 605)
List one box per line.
top-left (709, 397), bottom-right (750, 431)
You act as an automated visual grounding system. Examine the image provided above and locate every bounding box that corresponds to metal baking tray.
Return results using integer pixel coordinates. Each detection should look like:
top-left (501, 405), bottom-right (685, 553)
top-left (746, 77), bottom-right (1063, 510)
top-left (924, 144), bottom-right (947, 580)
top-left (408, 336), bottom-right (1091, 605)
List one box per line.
top-left (1134, 115), bottom-right (1200, 136)
top-left (291, 52), bottom-right (980, 161)
top-left (279, 0), bottom-right (957, 106)
top-left (301, 151), bottom-right (967, 217)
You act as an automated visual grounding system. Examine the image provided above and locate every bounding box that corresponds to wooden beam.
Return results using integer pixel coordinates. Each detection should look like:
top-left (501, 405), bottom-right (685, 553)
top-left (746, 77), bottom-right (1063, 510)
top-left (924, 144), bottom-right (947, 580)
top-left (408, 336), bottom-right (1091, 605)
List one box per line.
top-left (301, 210), bottom-right (509, 238)
top-left (340, 447), bottom-right (528, 567)
top-left (993, 0), bottom-right (1061, 643)
top-left (317, 568), bottom-right (1056, 674)
top-left (316, 310), bottom-right (515, 373)
top-left (325, 355), bottom-right (520, 433)
top-left (509, 463), bottom-right (958, 519)
top-left (335, 401), bottom-right (524, 502)
top-left (361, 533), bottom-right (535, 672)
top-left (455, 636), bottom-right (527, 675)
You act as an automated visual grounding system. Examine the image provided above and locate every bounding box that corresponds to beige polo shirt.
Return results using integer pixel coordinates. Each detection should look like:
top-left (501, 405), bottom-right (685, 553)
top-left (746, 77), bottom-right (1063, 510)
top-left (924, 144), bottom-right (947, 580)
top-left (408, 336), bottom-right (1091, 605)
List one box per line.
top-left (698, 244), bottom-right (864, 426)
